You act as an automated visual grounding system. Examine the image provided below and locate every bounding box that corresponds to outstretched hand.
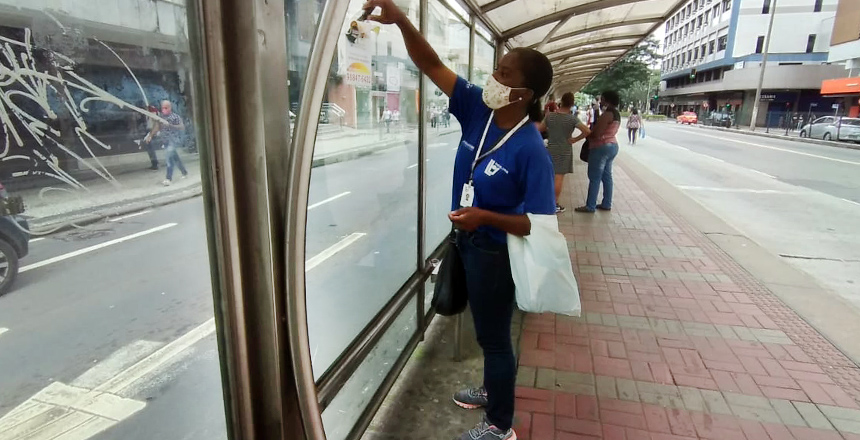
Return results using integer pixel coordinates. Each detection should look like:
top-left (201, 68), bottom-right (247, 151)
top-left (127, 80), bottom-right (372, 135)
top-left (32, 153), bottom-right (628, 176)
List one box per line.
top-left (362, 0), bottom-right (406, 25)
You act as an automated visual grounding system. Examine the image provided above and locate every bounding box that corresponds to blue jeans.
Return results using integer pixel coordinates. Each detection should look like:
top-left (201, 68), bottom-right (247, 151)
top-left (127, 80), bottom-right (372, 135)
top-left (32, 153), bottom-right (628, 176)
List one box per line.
top-left (457, 230), bottom-right (516, 431)
top-left (586, 143), bottom-right (619, 210)
top-left (165, 143), bottom-right (188, 181)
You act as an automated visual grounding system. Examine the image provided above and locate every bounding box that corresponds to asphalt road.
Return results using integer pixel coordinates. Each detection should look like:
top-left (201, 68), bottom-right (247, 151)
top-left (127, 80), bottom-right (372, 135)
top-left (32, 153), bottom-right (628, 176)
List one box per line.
top-left (0, 127), bottom-right (461, 440)
top-left (625, 122), bottom-right (860, 311)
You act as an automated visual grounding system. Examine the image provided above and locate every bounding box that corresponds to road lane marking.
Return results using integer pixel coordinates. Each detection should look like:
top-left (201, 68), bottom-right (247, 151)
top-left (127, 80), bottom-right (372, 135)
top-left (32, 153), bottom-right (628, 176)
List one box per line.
top-left (406, 163), bottom-right (418, 169)
top-left (678, 186), bottom-right (798, 194)
top-left (306, 232), bottom-right (366, 272)
top-left (308, 191), bottom-right (350, 210)
top-left (95, 318), bottom-right (215, 394)
top-left (428, 142), bottom-right (448, 148)
top-left (72, 340), bottom-right (163, 389)
top-left (0, 327), bottom-right (8, 337)
top-left (748, 169), bottom-right (776, 179)
top-left (20, 223), bottom-right (177, 273)
top-left (678, 130), bottom-right (860, 166)
top-left (108, 210), bottom-right (152, 222)
top-left (843, 198), bottom-right (860, 207)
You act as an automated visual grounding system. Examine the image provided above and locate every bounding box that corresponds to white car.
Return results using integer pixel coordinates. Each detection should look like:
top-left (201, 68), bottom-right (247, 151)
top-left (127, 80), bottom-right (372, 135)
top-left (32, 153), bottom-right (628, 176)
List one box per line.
top-left (800, 116), bottom-right (860, 142)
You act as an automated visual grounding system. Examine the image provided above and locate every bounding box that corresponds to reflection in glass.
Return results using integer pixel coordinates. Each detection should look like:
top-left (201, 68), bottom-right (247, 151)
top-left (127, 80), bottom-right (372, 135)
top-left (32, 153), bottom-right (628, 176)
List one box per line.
top-left (305, 0), bottom-right (421, 380)
top-left (424, 0), bottom-right (472, 260)
top-left (321, 297), bottom-right (417, 440)
top-left (0, 2), bottom-right (227, 439)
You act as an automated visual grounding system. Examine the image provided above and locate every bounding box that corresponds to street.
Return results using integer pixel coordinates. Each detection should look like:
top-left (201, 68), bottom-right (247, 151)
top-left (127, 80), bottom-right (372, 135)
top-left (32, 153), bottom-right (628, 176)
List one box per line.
top-left (0, 127), bottom-right (461, 440)
top-left (624, 122), bottom-right (860, 311)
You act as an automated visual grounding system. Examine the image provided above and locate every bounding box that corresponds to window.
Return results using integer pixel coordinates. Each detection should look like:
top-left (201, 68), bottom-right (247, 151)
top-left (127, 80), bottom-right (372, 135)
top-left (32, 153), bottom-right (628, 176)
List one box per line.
top-left (694, 47), bottom-right (699, 59)
top-left (755, 35), bottom-right (765, 53)
top-left (723, 0), bottom-right (731, 11)
top-left (718, 35), bottom-right (728, 51)
top-left (814, 0), bottom-right (823, 11)
top-left (762, 0), bottom-right (771, 14)
top-left (701, 44), bottom-right (707, 57)
top-left (682, 53), bottom-right (686, 64)
top-left (806, 34), bottom-right (816, 53)
top-left (709, 40), bottom-right (716, 53)
top-left (697, 16), bottom-right (703, 27)
top-left (688, 50), bottom-right (693, 62)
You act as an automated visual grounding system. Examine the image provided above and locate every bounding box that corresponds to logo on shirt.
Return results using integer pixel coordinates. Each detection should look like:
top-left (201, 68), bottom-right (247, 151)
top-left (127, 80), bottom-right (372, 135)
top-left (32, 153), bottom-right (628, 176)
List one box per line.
top-left (484, 159), bottom-right (508, 176)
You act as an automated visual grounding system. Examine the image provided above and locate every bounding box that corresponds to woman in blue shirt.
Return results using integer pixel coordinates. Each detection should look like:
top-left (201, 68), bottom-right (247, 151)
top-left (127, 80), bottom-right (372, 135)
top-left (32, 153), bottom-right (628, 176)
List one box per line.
top-left (365, 1), bottom-right (556, 439)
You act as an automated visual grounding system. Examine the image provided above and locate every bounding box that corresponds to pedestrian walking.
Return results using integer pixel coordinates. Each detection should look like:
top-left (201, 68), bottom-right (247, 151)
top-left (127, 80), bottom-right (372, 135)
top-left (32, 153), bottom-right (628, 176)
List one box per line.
top-left (539, 92), bottom-right (590, 213)
top-left (575, 90), bottom-right (621, 213)
top-left (627, 108), bottom-right (642, 144)
top-left (145, 100), bottom-right (188, 186)
top-left (364, 1), bottom-right (555, 439)
top-left (383, 108), bottom-right (392, 133)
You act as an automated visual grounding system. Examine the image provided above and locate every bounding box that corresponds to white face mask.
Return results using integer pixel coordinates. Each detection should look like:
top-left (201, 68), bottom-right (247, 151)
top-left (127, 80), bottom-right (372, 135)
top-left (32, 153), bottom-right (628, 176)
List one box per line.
top-left (482, 75), bottom-right (526, 110)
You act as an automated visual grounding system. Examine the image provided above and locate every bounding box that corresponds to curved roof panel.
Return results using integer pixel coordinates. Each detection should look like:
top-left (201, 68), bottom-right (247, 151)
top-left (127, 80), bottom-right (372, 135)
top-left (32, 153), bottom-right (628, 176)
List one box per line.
top-left (461, 0), bottom-right (686, 90)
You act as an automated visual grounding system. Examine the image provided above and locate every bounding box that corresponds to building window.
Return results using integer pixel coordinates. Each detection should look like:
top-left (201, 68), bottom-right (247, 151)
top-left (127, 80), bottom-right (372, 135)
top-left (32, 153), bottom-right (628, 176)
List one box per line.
top-left (762, 0), bottom-right (771, 13)
top-left (813, 0), bottom-right (822, 11)
top-left (694, 47), bottom-right (699, 59)
top-left (755, 36), bottom-right (765, 53)
top-left (709, 40), bottom-right (716, 53)
top-left (701, 44), bottom-right (706, 57)
top-left (697, 16), bottom-right (703, 27)
top-left (806, 34), bottom-right (816, 53)
top-left (718, 35), bottom-right (727, 51)
top-left (723, 0), bottom-right (731, 11)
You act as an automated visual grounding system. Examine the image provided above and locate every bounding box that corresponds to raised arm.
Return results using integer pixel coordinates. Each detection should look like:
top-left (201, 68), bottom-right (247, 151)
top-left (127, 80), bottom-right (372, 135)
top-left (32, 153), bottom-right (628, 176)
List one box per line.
top-left (365, 0), bottom-right (457, 96)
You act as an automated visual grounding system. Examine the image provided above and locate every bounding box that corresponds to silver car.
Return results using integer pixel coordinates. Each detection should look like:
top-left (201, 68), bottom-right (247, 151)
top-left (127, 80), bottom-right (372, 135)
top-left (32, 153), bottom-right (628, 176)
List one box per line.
top-left (799, 116), bottom-right (860, 142)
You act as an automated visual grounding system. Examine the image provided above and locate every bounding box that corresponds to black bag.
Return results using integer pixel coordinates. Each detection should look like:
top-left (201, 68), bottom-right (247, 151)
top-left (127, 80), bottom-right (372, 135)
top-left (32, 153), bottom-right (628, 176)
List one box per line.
top-left (579, 139), bottom-right (589, 162)
top-left (431, 231), bottom-right (468, 316)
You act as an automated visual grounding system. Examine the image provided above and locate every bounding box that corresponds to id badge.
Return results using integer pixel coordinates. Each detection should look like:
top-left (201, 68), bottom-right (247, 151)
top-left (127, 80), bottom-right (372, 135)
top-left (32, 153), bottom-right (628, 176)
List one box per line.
top-left (459, 183), bottom-right (475, 207)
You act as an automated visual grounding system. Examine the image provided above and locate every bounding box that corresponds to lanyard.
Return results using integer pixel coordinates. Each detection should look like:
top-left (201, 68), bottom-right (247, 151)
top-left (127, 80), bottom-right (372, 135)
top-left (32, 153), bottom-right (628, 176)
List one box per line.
top-left (469, 112), bottom-right (529, 183)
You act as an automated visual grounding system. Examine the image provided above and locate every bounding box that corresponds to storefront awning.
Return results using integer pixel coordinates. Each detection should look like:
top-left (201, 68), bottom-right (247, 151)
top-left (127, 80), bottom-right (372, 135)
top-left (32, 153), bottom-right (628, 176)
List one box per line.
top-left (462, 0), bottom-right (687, 91)
top-left (821, 77), bottom-right (860, 96)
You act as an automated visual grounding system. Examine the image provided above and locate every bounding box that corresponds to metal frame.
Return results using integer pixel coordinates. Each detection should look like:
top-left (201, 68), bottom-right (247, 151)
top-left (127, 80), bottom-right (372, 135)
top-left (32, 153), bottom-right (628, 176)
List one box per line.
top-left (500, 0), bottom-right (652, 39)
top-left (545, 35), bottom-right (641, 57)
top-left (528, 17), bottom-right (662, 48)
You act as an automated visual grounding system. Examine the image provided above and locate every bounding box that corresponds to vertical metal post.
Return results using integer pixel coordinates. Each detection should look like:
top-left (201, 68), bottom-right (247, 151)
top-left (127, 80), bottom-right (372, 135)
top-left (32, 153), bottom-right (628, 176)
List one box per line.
top-left (417, 0), bottom-right (428, 340)
top-left (750, 0), bottom-right (778, 131)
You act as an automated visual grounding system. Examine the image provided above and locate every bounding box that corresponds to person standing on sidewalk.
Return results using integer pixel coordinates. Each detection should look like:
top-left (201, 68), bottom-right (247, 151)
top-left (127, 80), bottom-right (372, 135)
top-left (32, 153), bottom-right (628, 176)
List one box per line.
top-left (576, 90), bottom-right (620, 213)
top-left (142, 105), bottom-right (160, 170)
top-left (539, 92), bottom-right (591, 213)
top-left (627, 108), bottom-right (642, 145)
top-left (145, 100), bottom-right (188, 186)
top-left (363, 1), bottom-right (555, 439)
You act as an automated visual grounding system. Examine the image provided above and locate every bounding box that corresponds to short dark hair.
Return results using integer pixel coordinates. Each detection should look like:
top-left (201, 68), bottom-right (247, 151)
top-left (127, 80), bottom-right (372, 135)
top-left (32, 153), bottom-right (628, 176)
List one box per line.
top-left (601, 90), bottom-right (620, 107)
top-left (560, 92), bottom-right (575, 107)
top-left (509, 47), bottom-right (554, 122)
top-left (632, 108), bottom-right (639, 115)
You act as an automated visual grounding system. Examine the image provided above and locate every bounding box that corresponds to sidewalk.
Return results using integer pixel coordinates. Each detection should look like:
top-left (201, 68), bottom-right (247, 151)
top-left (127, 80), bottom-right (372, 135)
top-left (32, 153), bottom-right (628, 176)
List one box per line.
top-left (365, 157), bottom-right (860, 439)
top-left (21, 123), bottom-right (458, 232)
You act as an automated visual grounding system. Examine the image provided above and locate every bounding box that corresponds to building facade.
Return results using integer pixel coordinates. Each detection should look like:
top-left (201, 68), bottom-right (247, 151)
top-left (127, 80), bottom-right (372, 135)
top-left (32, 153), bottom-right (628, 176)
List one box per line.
top-left (657, 0), bottom-right (844, 127)
top-left (820, 0), bottom-right (860, 117)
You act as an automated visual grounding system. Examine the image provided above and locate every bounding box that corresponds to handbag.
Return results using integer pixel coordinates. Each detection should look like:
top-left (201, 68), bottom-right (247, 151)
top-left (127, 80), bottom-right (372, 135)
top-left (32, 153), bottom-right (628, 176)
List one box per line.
top-left (431, 230), bottom-right (468, 316)
top-left (507, 214), bottom-right (581, 316)
top-left (579, 139), bottom-right (589, 162)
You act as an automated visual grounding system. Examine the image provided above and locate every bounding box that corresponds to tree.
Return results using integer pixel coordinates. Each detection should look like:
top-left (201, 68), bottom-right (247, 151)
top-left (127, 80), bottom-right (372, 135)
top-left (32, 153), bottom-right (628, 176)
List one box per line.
top-left (581, 37), bottom-right (661, 100)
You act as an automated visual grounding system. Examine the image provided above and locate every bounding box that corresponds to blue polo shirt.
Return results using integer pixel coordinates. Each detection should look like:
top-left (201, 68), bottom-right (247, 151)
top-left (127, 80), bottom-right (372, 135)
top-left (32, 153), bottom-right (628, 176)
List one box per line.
top-left (449, 77), bottom-right (555, 243)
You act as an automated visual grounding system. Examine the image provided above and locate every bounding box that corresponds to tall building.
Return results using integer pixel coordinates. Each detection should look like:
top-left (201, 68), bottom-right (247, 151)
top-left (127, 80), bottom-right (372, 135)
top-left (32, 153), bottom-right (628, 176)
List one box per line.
top-left (657, 0), bottom-right (845, 127)
top-left (820, 0), bottom-right (860, 117)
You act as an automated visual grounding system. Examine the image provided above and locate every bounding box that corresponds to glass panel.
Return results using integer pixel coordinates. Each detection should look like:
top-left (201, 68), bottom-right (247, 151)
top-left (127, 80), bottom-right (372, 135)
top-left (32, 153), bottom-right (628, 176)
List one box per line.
top-left (424, 0), bottom-right (470, 260)
top-left (473, 36), bottom-right (495, 87)
top-left (286, 0), bottom-right (329, 122)
top-left (321, 296), bottom-right (417, 440)
top-left (0, 2), bottom-right (227, 439)
top-left (306, 0), bottom-right (420, 380)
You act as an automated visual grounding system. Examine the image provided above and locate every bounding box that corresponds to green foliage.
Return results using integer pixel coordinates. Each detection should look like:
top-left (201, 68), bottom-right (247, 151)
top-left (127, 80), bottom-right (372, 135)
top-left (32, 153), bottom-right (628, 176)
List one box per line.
top-left (581, 37), bottom-right (662, 102)
top-left (644, 114), bottom-right (666, 121)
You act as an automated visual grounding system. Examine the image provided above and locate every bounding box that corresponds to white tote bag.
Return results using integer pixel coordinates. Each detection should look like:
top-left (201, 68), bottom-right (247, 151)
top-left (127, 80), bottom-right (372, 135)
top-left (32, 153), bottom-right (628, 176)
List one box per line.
top-left (507, 214), bottom-right (581, 316)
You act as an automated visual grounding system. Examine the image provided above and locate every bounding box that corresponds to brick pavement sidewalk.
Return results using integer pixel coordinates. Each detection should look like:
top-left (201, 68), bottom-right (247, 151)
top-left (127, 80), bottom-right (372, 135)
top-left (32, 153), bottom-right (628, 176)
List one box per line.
top-left (513, 160), bottom-right (860, 440)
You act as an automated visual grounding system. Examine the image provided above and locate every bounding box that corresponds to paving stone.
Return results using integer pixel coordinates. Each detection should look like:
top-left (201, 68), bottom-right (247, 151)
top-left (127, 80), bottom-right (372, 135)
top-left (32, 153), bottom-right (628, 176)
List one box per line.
top-left (817, 405), bottom-right (860, 423)
top-left (793, 402), bottom-right (834, 430)
top-left (535, 368), bottom-right (556, 390)
top-left (715, 325), bottom-right (740, 340)
top-left (616, 379), bottom-right (640, 402)
top-left (596, 376), bottom-right (618, 399)
top-left (640, 392), bottom-right (685, 409)
top-left (731, 404), bottom-right (782, 424)
top-left (700, 390), bottom-right (733, 415)
top-left (636, 382), bottom-right (679, 398)
top-left (617, 315), bottom-right (650, 331)
top-left (517, 366), bottom-right (536, 388)
top-left (770, 399), bottom-right (806, 426)
top-left (731, 326), bottom-right (758, 342)
top-left (601, 313), bottom-right (618, 327)
top-left (724, 393), bottom-right (772, 410)
top-left (585, 312), bottom-right (602, 325)
top-left (678, 386), bottom-right (706, 412)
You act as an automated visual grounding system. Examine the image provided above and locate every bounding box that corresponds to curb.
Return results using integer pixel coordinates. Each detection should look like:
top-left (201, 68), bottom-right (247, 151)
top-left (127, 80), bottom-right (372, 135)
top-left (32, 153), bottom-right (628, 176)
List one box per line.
top-left (677, 122), bottom-right (860, 150)
top-left (29, 184), bottom-right (203, 234)
top-left (311, 127), bottom-right (459, 168)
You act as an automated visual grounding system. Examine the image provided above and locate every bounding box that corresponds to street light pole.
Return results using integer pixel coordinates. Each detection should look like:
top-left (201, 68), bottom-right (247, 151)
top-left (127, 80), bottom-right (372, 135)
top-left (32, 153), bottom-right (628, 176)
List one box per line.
top-left (750, 0), bottom-right (778, 131)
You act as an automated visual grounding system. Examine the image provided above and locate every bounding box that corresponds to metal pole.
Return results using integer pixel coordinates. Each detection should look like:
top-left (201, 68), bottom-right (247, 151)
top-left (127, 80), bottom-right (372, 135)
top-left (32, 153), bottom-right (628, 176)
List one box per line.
top-left (750, 0), bottom-right (778, 131)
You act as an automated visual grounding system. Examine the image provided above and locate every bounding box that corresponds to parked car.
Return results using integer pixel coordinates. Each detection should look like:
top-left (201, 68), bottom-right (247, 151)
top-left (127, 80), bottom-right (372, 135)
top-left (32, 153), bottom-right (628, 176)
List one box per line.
top-left (0, 182), bottom-right (29, 296)
top-left (704, 112), bottom-right (733, 128)
top-left (799, 117), bottom-right (860, 142)
top-left (676, 111), bottom-right (698, 125)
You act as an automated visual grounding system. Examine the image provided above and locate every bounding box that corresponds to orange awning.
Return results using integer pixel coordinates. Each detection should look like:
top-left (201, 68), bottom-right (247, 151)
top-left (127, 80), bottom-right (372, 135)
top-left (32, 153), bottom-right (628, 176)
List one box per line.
top-left (821, 77), bottom-right (860, 95)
